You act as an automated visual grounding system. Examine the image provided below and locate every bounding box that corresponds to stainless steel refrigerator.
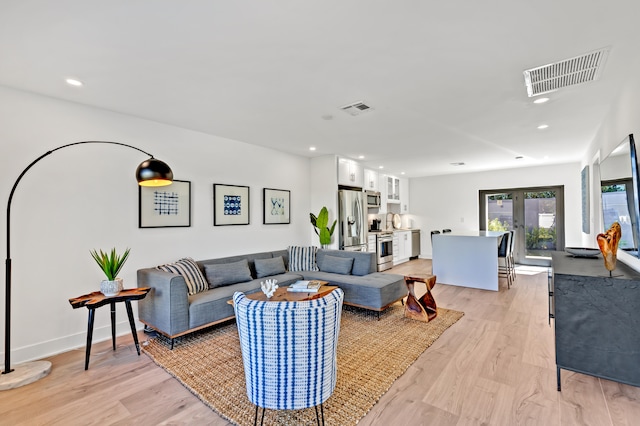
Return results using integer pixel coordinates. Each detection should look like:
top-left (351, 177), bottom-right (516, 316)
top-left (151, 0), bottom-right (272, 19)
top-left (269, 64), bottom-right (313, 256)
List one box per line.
top-left (339, 189), bottom-right (367, 251)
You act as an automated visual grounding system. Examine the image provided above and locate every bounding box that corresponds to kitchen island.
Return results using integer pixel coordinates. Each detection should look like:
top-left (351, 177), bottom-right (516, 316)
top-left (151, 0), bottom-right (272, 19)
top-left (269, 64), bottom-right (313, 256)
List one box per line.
top-left (432, 231), bottom-right (506, 291)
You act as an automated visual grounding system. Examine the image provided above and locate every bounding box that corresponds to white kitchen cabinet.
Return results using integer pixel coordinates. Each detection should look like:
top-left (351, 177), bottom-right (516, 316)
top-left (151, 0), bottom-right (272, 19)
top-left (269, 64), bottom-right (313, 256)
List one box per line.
top-left (338, 157), bottom-right (363, 188)
top-left (394, 230), bottom-right (412, 265)
top-left (363, 168), bottom-right (379, 191)
top-left (367, 234), bottom-right (377, 253)
top-left (399, 177), bottom-right (410, 213)
top-left (392, 233), bottom-right (399, 263)
top-left (386, 176), bottom-right (400, 203)
top-left (378, 174), bottom-right (388, 214)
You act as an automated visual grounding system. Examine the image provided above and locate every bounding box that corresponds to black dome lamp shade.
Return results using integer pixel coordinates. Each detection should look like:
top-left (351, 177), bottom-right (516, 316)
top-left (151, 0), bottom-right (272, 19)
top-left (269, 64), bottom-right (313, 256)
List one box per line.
top-left (136, 157), bottom-right (174, 187)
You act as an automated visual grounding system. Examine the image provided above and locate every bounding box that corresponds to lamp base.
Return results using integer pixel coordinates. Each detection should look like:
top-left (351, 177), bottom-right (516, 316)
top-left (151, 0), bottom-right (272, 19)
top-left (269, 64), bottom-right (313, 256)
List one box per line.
top-left (0, 361), bottom-right (51, 390)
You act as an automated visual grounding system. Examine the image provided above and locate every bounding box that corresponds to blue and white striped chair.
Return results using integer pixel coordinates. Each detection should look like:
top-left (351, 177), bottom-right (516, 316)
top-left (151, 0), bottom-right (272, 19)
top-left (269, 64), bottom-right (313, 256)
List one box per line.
top-left (233, 288), bottom-right (344, 426)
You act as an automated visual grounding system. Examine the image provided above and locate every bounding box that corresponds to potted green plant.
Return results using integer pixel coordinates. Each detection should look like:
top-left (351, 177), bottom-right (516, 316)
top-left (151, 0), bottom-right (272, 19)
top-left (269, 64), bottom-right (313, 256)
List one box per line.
top-left (310, 207), bottom-right (337, 248)
top-left (90, 247), bottom-right (131, 296)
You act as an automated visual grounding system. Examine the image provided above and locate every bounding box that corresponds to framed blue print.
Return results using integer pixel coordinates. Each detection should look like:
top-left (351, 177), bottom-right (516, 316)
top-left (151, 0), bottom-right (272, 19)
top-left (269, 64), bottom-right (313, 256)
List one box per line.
top-left (213, 183), bottom-right (250, 225)
top-left (139, 180), bottom-right (191, 228)
top-left (263, 188), bottom-right (290, 224)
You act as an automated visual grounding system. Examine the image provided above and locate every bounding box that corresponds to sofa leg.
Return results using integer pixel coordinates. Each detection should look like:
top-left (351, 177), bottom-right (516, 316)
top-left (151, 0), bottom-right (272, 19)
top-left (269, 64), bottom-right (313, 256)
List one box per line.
top-left (170, 338), bottom-right (175, 350)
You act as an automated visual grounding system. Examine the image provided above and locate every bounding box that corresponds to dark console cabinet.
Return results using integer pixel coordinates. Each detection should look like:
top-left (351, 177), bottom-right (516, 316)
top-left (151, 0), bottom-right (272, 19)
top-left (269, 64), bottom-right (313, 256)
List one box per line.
top-left (551, 252), bottom-right (640, 391)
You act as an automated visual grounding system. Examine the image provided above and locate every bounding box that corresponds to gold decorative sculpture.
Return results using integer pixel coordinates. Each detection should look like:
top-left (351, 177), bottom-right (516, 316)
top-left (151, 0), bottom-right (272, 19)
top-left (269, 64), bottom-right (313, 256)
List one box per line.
top-left (597, 222), bottom-right (622, 274)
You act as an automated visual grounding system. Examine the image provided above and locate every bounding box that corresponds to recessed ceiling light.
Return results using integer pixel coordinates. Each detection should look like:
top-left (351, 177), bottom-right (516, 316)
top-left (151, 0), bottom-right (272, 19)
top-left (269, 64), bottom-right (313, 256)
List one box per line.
top-left (358, 155), bottom-right (364, 159)
top-left (65, 78), bottom-right (83, 87)
top-left (537, 124), bottom-right (549, 130)
top-left (533, 97), bottom-right (550, 104)
top-left (378, 166), bottom-right (384, 169)
top-left (309, 146), bottom-right (316, 151)
top-left (401, 172), bottom-right (405, 175)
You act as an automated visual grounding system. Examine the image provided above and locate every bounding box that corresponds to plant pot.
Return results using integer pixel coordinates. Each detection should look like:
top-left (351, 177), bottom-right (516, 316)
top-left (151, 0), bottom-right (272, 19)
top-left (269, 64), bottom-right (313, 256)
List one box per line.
top-left (100, 278), bottom-right (124, 297)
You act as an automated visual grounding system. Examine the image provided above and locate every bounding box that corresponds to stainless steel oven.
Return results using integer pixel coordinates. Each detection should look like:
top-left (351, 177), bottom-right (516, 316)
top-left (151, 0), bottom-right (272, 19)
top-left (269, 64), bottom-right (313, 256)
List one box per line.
top-left (376, 232), bottom-right (394, 271)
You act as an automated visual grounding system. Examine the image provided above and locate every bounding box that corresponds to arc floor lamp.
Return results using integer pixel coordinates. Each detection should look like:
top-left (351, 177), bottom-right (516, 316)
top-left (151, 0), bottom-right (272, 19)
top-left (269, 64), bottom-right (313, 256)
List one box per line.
top-left (1, 141), bottom-right (173, 390)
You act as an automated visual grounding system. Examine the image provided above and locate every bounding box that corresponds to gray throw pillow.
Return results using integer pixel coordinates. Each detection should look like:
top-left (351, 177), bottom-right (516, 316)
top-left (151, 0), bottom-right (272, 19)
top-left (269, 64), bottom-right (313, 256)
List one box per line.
top-left (204, 259), bottom-right (253, 288)
top-left (319, 255), bottom-right (354, 275)
top-left (254, 256), bottom-right (286, 278)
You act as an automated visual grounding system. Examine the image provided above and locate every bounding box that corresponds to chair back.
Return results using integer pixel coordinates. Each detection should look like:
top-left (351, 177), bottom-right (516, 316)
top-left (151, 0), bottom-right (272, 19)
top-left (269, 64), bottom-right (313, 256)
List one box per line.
top-left (508, 230), bottom-right (515, 255)
top-left (498, 231), bottom-right (511, 257)
top-left (233, 289), bottom-right (344, 410)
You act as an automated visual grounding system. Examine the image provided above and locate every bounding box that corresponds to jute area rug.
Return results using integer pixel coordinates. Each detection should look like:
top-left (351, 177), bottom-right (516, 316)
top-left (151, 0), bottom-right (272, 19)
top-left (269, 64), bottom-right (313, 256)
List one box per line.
top-left (143, 303), bottom-right (464, 426)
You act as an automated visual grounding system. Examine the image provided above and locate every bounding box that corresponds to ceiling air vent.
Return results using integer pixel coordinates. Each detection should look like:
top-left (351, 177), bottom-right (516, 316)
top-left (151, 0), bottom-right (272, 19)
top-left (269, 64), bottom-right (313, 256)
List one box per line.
top-left (340, 101), bottom-right (373, 116)
top-left (523, 47), bottom-right (609, 97)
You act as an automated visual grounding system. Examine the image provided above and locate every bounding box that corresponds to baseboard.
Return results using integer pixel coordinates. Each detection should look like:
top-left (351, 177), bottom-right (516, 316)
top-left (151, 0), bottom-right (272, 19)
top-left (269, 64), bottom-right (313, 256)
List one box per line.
top-left (1, 319), bottom-right (144, 365)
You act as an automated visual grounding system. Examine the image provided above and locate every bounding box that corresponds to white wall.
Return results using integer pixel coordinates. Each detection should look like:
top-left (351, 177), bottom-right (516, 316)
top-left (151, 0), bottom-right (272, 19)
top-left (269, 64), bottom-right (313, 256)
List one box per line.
top-left (0, 86), bottom-right (311, 363)
top-left (582, 76), bottom-right (640, 270)
top-left (409, 163), bottom-right (581, 257)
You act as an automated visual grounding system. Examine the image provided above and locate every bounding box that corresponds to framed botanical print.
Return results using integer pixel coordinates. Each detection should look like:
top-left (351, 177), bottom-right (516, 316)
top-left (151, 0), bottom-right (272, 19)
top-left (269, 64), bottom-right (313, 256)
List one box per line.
top-left (263, 188), bottom-right (290, 224)
top-left (213, 183), bottom-right (250, 226)
top-left (139, 180), bottom-right (191, 228)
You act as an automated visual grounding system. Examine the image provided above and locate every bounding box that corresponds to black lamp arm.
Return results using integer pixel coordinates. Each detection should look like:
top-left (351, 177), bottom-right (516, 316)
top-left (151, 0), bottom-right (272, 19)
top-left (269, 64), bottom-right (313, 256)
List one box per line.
top-left (3, 140), bottom-right (157, 375)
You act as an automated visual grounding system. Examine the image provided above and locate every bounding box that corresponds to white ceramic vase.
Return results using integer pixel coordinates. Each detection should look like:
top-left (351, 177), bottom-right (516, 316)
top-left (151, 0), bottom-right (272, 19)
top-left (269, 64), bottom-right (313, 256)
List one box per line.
top-left (100, 278), bottom-right (124, 296)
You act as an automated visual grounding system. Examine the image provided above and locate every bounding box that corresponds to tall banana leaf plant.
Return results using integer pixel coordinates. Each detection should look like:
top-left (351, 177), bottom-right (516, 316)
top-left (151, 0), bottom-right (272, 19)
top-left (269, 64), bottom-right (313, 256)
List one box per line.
top-left (310, 207), bottom-right (337, 248)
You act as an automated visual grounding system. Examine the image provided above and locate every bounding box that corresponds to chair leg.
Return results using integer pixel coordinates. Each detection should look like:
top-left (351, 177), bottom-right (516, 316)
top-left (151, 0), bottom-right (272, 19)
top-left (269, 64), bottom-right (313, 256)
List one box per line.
top-left (254, 405), bottom-right (258, 426)
top-left (314, 404), bottom-right (325, 426)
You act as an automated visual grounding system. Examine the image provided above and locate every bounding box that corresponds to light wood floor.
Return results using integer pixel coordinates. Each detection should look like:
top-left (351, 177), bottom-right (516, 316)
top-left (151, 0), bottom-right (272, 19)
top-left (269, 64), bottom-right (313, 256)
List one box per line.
top-left (2, 259), bottom-right (639, 425)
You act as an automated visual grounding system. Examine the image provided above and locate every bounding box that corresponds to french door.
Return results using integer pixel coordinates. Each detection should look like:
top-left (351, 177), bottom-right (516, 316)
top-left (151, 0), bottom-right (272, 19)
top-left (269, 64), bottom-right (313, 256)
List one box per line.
top-left (479, 186), bottom-right (565, 266)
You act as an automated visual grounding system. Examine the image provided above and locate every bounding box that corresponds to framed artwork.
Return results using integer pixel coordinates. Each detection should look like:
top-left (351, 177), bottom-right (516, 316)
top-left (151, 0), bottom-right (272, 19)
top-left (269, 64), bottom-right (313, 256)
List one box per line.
top-left (139, 180), bottom-right (191, 228)
top-left (263, 188), bottom-right (290, 224)
top-left (214, 184), bottom-right (250, 226)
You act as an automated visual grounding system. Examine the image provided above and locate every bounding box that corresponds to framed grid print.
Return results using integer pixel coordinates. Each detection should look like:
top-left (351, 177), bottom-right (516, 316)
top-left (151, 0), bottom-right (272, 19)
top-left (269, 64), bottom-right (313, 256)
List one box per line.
top-left (263, 188), bottom-right (290, 224)
top-left (214, 183), bottom-right (250, 226)
top-left (139, 180), bottom-right (191, 228)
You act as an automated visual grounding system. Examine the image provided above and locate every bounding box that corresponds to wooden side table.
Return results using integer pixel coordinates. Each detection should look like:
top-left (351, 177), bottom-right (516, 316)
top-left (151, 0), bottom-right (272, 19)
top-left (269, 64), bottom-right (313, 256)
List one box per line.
top-left (404, 275), bottom-right (438, 322)
top-left (69, 287), bottom-right (150, 370)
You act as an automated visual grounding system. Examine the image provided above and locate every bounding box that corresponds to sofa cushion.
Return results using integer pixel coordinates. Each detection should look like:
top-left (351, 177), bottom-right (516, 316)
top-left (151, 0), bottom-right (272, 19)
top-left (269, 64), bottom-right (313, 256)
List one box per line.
top-left (288, 246), bottom-right (319, 272)
top-left (156, 257), bottom-right (208, 296)
top-left (316, 249), bottom-right (375, 276)
top-left (319, 255), bottom-right (354, 275)
top-left (255, 256), bottom-right (286, 278)
top-left (204, 259), bottom-right (253, 288)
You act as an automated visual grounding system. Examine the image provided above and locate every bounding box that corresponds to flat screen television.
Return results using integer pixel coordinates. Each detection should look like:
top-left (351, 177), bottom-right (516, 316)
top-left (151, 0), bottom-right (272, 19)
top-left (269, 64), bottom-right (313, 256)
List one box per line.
top-left (599, 134), bottom-right (640, 257)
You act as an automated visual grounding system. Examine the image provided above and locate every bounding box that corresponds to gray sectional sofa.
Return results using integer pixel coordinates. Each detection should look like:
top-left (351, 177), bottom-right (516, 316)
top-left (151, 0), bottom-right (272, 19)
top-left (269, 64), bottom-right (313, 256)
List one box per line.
top-left (137, 248), bottom-right (405, 347)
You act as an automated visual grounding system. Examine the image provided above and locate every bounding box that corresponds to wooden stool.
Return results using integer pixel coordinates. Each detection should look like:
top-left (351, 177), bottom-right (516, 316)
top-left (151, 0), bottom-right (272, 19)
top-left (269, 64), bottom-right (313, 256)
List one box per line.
top-left (404, 274), bottom-right (437, 322)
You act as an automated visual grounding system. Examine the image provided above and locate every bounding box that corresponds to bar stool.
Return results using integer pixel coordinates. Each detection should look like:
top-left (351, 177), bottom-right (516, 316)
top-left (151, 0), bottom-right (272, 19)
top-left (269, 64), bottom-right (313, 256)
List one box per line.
top-left (498, 231), bottom-right (514, 288)
top-left (442, 229), bottom-right (452, 233)
top-left (430, 230), bottom-right (441, 241)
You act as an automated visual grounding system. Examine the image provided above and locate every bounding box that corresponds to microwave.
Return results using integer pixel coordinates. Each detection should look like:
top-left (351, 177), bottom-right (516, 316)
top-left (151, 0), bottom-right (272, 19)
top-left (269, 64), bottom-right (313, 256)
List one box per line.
top-left (365, 190), bottom-right (381, 208)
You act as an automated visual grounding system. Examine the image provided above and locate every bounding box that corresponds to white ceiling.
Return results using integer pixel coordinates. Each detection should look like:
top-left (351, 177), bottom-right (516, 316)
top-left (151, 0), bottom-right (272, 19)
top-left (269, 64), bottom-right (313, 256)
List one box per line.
top-left (2, 0), bottom-right (640, 177)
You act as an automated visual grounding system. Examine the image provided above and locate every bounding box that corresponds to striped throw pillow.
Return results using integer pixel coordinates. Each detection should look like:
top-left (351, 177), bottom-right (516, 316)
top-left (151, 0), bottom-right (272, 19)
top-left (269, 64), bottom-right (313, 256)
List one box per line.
top-left (288, 246), bottom-right (319, 272)
top-left (157, 257), bottom-right (208, 295)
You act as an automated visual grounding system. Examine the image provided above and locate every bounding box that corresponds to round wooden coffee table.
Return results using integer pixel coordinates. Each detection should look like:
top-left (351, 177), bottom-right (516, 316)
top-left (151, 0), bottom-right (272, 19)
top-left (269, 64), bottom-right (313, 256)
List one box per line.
top-left (245, 282), bottom-right (337, 302)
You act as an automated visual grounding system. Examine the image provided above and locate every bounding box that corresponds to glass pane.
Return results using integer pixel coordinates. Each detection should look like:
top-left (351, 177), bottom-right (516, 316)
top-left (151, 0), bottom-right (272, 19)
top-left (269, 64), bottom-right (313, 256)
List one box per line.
top-left (524, 191), bottom-right (556, 257)
top-left (601, 183), bottom-right (635, 249)
top-left (486, 193), bottom-right (513, 231)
